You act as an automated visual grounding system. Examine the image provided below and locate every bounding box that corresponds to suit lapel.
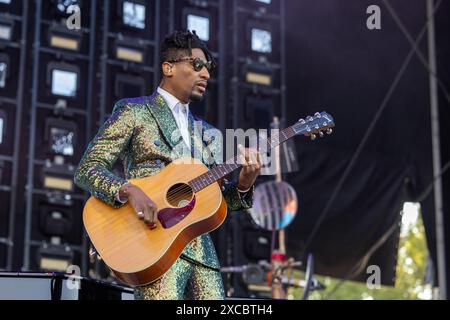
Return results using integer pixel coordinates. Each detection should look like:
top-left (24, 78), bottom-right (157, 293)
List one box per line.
top-left (145, 91), bottom-right (183, 150)
top-left (146, 90), bottom-right (211, 163)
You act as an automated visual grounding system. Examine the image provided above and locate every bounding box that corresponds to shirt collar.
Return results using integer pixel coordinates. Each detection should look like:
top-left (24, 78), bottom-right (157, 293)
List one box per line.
top-left (157, 86), bottom-right (190, 114)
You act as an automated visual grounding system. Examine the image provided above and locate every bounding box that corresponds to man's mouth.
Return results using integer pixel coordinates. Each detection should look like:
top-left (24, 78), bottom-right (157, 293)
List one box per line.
top-left (195, 82), bottom-right (207, 92)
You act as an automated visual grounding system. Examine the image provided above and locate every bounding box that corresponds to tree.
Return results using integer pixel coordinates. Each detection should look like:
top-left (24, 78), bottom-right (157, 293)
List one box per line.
top-left (288, 205), bottom-right (431, 300)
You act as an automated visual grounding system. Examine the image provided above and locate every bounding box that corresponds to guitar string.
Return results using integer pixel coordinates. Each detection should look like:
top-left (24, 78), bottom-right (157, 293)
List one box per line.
top-left (163, 131), bottom-right (288, 203)
top-left (154, 124), bottom-right (330, 211)
top-left (162, 127), bottom-right (303, 204)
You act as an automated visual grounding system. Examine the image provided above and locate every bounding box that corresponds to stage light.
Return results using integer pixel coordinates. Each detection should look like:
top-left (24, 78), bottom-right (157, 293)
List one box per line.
top-left (0, 55), bottom-right (7, 88)
top-left (40, 204), bottom-right (73, 239)
top-left (244, 63), bottom-right (272, 86)
top-left (0, 20), bottom-right (13, 41)
top-left (45, 118), bottom-right (77, 157)
top-left (245, 96), bottom-right (274, 130)
top-left (246, 71), bottom-right (271, 86)
top-left (251, 28), bottom-right (272, 54)
top-left (43, 175), bottom-right (73, 191)
top-left (40, 210), bottom-right (71, 238)
top-left (0, 160), bottom-right (4, 185)
top-left (52, 0), bottom-right (80, 16)
top-left (0, 63), bottom-right (6, 88)
top-left (115, 74), bottom-right (145, 98)
top-left (0, 110), bottom-right (5, 145)
top-left (116, 44), bottom-right (144, 63)
top-left (0, 0), bottom-right (12, 4)
top-left (46, 190), bottom-right (74, 207)
top-left (122, 0), bottom-right (146, 30)
top-left (49, 27), bottom-right (82, 51)
top-left (255, 0), bottom-right (271, 4)
top-left (187, 14), bottom-right (210, 42)
top-left (50, 128), bottom-right (74, 156)
top-left (52, 70), bottom-right (77, 97)
top-left (42, 162), bottom-right (75, 192)
top-left (0, 117), bottom-right (3, 145)
top-left (47, 63), bottom-right (79, 98)
top-left (37, 243), bottom-right (74, 272)
top-left (50, 35), bottom-right (79, 51)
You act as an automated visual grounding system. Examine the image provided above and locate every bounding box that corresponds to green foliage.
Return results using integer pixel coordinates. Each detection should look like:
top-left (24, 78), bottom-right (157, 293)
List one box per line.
top-left (288, 210), bottom-right (430, 300)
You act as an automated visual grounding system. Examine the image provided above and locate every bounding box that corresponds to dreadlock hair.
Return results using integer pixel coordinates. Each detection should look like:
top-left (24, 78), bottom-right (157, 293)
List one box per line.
top-left (160, 30), bottom-right (216, 76)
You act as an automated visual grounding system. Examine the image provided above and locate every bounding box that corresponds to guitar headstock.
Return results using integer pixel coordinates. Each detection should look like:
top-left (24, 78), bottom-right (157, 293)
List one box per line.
top-left (292, 111), bottom-right (335, 140)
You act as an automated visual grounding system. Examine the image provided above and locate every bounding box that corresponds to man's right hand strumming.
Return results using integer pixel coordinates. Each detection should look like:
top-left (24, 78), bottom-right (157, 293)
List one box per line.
top-left (119, 184), bottom-right (158, 229)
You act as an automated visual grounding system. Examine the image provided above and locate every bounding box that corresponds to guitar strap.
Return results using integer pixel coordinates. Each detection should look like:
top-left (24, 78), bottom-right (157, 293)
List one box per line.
top-left (180, 254), bottom-right (221, 273)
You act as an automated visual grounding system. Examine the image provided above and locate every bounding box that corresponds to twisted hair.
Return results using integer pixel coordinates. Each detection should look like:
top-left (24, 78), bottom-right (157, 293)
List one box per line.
top-left (160, 30), bottom-right (216, 73)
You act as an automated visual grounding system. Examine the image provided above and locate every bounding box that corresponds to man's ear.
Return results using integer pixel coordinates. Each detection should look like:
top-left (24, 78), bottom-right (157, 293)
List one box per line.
top-left (162, 62), bottom-right (173, 77)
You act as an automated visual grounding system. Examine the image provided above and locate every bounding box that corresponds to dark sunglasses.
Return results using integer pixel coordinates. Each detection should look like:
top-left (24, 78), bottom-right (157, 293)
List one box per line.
top-left (167, 57), bottom-right (215, 72)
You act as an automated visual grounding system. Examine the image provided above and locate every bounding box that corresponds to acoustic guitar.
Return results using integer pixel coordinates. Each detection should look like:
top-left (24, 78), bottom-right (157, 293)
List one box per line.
top-left (82, 112), bottom-right (335, 286)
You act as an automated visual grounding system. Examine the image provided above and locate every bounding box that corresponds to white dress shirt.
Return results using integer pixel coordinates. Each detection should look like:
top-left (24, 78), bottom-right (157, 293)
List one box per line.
top-left (116, 88), bottom-right (250, 204)
top-left (157, 86), bottom-right (191, 150)
top-left (116, 87), bottom-right (191, 204)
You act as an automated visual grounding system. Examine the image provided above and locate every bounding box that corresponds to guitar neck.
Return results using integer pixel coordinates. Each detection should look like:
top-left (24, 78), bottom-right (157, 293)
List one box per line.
top-left (189, 126), bottom-right (297, 193)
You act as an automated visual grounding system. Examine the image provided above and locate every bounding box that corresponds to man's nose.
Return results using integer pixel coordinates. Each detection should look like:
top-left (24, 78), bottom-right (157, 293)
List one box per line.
top-left (199, 66), bottom-right (210, 80)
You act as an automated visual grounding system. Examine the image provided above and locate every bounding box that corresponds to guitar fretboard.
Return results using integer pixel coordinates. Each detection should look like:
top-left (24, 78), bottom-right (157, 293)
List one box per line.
top-left (189, 126), bottom-right (297, 192)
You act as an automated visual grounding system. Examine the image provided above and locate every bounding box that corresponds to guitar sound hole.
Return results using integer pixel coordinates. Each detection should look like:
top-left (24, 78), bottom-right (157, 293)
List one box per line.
top-left (166, 183), bottom-right (193, 207)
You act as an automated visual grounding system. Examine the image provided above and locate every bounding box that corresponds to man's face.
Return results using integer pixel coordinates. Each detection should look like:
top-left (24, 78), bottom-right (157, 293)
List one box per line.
top-left (169, 48), bottom-right (211, 103)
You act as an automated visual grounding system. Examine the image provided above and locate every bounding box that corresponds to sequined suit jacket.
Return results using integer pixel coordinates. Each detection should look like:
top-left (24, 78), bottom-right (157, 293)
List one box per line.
top-left (74, 91), bottom-right (253, 269)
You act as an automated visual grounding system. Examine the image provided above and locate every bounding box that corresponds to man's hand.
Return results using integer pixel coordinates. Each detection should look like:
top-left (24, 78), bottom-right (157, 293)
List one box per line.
top-left (237, 144), bottom-right (262, 191)
top-left (119, 184), bottom-right (158, 229)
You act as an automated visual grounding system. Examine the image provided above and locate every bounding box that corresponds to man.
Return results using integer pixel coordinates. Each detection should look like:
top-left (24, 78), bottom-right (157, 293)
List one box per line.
top-left (74, 30), bottom-right (262, 300)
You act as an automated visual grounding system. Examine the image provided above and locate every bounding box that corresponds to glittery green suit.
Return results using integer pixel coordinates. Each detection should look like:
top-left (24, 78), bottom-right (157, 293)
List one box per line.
top-left (74, 91), bottom-right (253, 299)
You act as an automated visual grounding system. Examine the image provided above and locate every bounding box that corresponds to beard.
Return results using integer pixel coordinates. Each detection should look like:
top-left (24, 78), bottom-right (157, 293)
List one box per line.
top-left (189, 91), bottom-right (205, 102)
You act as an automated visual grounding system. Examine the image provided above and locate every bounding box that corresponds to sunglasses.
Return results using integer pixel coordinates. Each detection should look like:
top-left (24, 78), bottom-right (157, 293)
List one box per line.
top-left (167, 57), bottom-right (215, 73)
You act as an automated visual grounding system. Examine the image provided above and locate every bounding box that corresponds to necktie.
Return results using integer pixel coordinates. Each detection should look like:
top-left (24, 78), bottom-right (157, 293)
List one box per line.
top-left (178, 103), bottom-right (190, 150)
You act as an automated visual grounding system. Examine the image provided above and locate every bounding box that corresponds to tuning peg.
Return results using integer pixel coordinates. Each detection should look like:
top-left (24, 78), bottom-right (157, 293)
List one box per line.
top-left (315, 112), bottom-right (321, 118)
top-left (319, 131), bottom-right (324, 138)
top-left (306, 116), bottom-right (313, 122)
top-left (298, 118), bottom-right (305, 124)
top-left (310, 134), bottom-right (317, 140)
top-left (326, 128), bottom-right (333, 135)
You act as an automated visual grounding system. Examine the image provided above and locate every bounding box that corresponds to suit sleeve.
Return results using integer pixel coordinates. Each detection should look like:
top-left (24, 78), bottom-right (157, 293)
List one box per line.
top-left (221, 179), bottom-right (254, 211)
top-left (74, 101), bottom-right (135, 207)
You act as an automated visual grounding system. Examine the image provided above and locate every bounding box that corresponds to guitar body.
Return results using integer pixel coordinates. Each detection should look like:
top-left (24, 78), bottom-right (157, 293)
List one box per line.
top-left (83, 157), bottom-right (227, 287)
top-left (81, 111), bottom-right (335, 288)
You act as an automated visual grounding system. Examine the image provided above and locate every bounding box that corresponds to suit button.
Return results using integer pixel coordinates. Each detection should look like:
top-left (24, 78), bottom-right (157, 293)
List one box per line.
top-left (154, 140), bottom-right (161, 146)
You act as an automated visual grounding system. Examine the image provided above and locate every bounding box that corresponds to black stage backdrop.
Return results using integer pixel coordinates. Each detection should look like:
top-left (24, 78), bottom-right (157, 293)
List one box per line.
top-left (284, 0), bottom-right (450, 286)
